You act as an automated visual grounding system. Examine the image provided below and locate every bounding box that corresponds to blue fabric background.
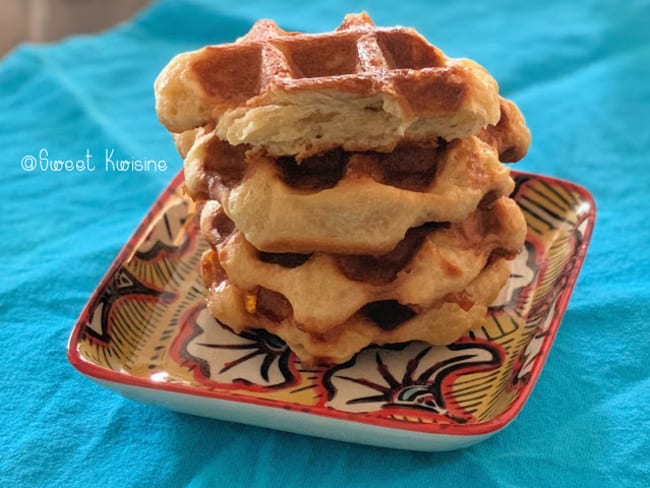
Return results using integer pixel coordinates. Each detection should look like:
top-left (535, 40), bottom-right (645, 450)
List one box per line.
top-left (1, 0), bottom-right (649, 486)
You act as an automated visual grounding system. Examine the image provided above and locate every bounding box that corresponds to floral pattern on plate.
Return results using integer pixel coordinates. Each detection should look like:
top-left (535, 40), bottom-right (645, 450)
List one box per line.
top-left (179, 306), bottom-right (298, 389)
top-left (323, 340), bottom-right (503, 423)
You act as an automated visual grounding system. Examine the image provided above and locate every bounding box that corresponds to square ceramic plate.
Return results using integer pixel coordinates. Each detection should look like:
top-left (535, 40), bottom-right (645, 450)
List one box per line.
top-left (68, 170), bottom-right (595, 451)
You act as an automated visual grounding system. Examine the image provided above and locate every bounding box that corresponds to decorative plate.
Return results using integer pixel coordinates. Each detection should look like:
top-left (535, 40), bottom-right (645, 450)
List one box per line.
top-left (68, 171), bottom-right (595, 451)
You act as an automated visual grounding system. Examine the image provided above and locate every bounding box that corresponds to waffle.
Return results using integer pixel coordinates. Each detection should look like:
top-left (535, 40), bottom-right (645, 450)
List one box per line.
top-left (478, 98), bottom-right (530, 162)
top-left (203, 256), bottom-right (511, 366)
top-left (201, 195), bottom-right (525, 332)
top-left (188, 134), bottom-right (514, 254)
top-left (174, 97), bottom-right (528, 162)
top-left (155, 13), bottom-right (501, 158)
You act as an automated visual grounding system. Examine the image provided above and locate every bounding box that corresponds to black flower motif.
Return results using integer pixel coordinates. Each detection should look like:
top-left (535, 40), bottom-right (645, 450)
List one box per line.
top-left (134, 200), bottom-right (190, 260)
top-left (83, 268), bottom-right (174, 344)
top-left (323, 341), bottom-right (502, 422)
top-left (183, 308), bottom-right (297, 388)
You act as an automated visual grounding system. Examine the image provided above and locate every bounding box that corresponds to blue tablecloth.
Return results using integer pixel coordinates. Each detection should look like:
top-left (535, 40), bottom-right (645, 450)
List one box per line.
top-left (2, 0), bottom-right (649, 486)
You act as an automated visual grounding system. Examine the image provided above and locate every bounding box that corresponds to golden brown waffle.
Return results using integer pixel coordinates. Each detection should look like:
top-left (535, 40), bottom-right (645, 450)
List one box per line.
top-left (200, 196), bottom-right (525, 333)
top-left (187, 134), bottom-right (514, 254)
top-left (156, 13), bottom-right (532, 366)
top-left (479, 98), bottom-right (530, 162)
top-left (174, 97), bottom-right (529, 162)
top-left (155, 13), bottom-right (501, 158)
top-left (203, 257), bottom-right (511, 366)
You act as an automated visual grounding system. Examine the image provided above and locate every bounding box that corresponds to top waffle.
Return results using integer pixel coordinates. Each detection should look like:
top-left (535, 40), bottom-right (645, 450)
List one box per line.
top-left (155, 13), bottom-right (501, 157)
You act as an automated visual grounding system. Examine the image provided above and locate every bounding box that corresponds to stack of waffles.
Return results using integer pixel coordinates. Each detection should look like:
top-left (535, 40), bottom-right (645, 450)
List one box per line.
top-left (155, 13), bottom-right (530, 366)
